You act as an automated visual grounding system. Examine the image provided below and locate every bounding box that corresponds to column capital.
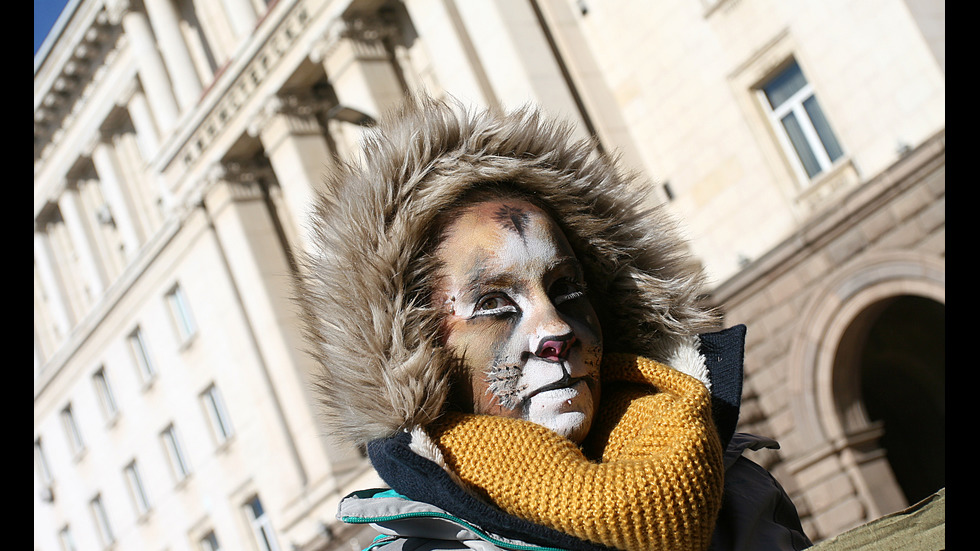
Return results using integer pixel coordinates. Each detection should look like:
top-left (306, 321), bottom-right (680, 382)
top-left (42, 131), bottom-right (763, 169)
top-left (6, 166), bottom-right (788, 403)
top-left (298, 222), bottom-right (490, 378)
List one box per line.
top-left (202, 161), bottom-right (271, 214)
top-left (343, 14), bottom-right (399, 45)
top-left (247, 93), bottom-right (329, 140)
top-left (312, 15), bottom-right (396, 65)
top-left (82, 130), bottom-right (114, 159)
top-left (34, 200), bottom-right (60, 231)
top-left (206, 160), bottom-right (272, 187)
top-left (114, 79), bottom-right (140, 109)
top-left (309, 17), bottom-right (344, 64)
top-left (104, 0), bottom-right (135, 25)
top-left (281, 93), bottom-right (334, 118)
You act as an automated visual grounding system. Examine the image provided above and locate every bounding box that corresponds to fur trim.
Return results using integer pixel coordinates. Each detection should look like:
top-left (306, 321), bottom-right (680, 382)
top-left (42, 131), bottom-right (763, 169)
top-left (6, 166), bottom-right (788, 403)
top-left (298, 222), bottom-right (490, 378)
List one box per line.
top-left (298, 96), bottom-right (719, 446)
top-left (408, 427), bottom-right (469, 491)
top-left (667, 336), bottom-right (711, 391)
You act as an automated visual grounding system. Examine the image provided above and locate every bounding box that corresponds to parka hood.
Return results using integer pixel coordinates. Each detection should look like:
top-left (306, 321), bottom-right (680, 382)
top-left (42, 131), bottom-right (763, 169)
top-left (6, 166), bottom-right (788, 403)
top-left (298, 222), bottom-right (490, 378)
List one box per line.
top-left (299, 97), bottom-right (718, 446)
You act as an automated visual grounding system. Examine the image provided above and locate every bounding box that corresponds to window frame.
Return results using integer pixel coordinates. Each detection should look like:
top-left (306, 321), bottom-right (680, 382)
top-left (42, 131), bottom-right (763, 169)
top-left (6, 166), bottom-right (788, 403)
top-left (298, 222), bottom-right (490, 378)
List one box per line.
top-left (161, 423), bottom-right (191, 482)
top-left (759, 59), bottom-right (844, 183)
top-left (60, 404), bottom-right (85, 457)
top-left (92, 366), bottom-right (119, 422)
top-left (244, 495), bottom-right (280, 551)
top-left (201, 384), bottom-right (234, 445)
top-left (166, 283), bottom-right (198, 345)
top-left (89, 494), bottom-right (114, 547)
top-left (34, 437), bottom-right (54, 487)
top-left (199, 530), bottom-right (222, 551)
top-left (57, 524), bottom-right (77, 551)
top-left (123, 459), bottom-right (152, 517)
top-left (128, 326), bottom-right (156, 385)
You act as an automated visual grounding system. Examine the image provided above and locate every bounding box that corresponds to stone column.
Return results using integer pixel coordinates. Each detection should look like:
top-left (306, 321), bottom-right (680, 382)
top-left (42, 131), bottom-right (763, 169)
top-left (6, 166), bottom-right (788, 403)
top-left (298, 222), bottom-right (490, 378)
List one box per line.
top-left (403, 0), bottom-right (498, 108)
top-left (313, 17), bottom-right (405, 123)
top-left (249, 95), bottom-right (334, 251)
top-left (34, 227), bottom-right (74, 338)
top-left (126, 86), bottom-right (160, 160)
top-left (90, 137), bottom-right (142, 259)
top-left (111, 1), bottom-right (180, 133)
top-left (220, 0), bottom-right (257, 39)
top-left (58, 184), bottom-right (108, 298)
top-left (34, 341), bottom-right (43, 379)
top-left (451, 0), bottom-right (582, 121)
top-left (142, 0), bottom-right (203, 110)
top-left (203, 172), bottom-right (360, 497)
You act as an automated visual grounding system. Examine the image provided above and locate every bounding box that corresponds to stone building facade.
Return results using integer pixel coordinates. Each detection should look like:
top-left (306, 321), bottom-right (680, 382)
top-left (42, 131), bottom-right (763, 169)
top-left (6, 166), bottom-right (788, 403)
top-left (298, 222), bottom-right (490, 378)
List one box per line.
top-left (34, 0), bottom-right (944, 549)
top-left (713, 132), bottom-right (944, 538)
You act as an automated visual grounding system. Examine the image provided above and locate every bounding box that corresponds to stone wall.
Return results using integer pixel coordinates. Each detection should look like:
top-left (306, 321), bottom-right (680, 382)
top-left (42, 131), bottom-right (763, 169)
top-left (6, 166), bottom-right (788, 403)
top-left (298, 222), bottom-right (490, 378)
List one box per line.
top-left (712, 131), bottom-right (945, 540)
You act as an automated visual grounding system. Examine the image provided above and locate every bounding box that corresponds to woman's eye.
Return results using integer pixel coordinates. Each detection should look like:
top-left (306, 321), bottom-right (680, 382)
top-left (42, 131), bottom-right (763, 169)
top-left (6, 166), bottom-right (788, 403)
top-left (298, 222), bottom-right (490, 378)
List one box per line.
top-left (552, 279), bottom-right (586, 304)
top-left (479, 297), bottom-right (503, 310)
top-left (474, 295), bottom-right (516, 315)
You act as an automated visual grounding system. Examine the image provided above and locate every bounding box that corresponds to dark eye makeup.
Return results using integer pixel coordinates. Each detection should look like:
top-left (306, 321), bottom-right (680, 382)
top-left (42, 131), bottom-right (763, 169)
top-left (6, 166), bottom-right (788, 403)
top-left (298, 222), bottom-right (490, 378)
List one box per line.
top-left (551, 277), bottom-right (586, 305)
top-left (472, 293), bottom-right (518, 317)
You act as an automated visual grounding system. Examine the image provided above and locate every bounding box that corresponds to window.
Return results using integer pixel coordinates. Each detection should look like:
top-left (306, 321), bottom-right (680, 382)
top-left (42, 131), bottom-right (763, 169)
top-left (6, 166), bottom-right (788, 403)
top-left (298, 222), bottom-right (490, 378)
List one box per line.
top-left (58, 525), bottom-right (77, 551)
top-left (161, 424), bottom-right (191, 482)
top-left (60, 404), bottom-right (85, 456)
top-left (129, 326), bottom-right (156, 384)
top-left (90, 494), bottom-right (114, 546)
top-left (201, 384), bottom-right (234, 444)
top-left (92, 367), bottom-right (119, 420)
top-left (34, 438), bottom-right (53, 487)
top-left (124, 460), bottom-right (151, 516)
top-left (244, 496), bottom-right (280, 551)
top-left (761, 60), bottom-right (843, 180)
top-left (166, 283), bottom-right (197, 343)
top-left (200, 530), bottom-right (221, 551)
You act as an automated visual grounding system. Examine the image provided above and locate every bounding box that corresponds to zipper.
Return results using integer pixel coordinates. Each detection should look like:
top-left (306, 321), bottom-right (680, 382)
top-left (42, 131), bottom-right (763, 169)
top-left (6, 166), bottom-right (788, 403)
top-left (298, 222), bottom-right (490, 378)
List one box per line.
top-left (340, 510), bottom-right (567, 551)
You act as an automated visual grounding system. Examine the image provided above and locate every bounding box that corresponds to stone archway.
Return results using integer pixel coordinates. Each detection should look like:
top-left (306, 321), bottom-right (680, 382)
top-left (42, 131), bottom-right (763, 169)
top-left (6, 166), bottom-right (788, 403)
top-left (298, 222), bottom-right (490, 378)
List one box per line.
top-left (787, 252), bottom-right (944, 530)
top-left (846, 295), bottom-right (945, 505)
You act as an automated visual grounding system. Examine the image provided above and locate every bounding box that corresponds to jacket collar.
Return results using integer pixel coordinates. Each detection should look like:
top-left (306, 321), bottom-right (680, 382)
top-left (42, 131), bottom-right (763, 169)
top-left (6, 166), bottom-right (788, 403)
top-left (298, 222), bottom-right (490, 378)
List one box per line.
top-left (701, 324), bottom-right (746, 450)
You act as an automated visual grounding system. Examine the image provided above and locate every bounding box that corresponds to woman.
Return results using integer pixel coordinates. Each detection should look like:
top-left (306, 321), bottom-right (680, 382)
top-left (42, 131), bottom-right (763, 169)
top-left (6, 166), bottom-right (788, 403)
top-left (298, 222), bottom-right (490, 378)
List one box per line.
top-left (300, 97), bottom-right (811, 550)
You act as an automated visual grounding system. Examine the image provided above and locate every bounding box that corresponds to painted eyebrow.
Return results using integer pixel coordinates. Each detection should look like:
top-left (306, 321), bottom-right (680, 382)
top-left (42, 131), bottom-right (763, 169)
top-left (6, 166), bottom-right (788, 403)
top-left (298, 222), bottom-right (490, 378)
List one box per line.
top-left (461, 257), bottom-right (583, 294)
top-left (544, 257), bottom-right (586, 283)
top-left (463, 272), bottom-right (519, 295)
top-left (552, 257), bottom-right (583, 273)
top-left (490, 204), bottom-right (531, 239)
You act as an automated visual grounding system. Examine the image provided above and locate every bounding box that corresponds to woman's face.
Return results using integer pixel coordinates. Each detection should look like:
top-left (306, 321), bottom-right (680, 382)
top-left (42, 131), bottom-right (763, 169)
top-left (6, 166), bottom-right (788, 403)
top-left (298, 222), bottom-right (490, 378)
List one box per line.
top-left (433, 199), bottom-right (602, 444)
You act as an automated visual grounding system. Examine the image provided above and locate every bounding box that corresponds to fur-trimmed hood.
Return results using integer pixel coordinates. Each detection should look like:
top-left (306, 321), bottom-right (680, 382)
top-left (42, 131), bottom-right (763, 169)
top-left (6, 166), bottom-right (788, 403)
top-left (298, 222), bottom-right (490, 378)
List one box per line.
top-left (299, 97), bottom-right (718, 446)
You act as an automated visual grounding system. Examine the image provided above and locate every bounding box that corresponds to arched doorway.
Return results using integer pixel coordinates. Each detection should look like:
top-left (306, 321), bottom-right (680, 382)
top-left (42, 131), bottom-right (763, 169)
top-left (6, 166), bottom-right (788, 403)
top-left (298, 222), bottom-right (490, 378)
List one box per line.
top-left (858, 296), bottom-right (945, 504)
top-left (835, 295), bottom-right (945, 506)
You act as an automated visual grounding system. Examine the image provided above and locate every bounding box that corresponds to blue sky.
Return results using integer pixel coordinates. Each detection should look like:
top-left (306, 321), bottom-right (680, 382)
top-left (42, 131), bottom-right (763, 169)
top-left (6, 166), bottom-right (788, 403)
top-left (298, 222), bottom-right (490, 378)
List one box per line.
top-left (35, 0), bottom-right (71, 56)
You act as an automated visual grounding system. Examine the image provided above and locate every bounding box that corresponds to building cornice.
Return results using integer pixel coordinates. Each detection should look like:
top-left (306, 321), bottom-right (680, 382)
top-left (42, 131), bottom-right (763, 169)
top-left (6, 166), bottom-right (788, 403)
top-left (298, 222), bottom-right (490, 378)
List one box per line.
top-left (35, 2), bottom-right (119, 164)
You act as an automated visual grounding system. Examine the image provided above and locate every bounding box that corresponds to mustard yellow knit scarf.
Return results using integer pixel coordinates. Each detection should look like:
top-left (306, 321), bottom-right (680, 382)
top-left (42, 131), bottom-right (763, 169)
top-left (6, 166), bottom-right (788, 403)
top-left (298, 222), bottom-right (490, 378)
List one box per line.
top-left (428, 354), bottom-right (724, 551)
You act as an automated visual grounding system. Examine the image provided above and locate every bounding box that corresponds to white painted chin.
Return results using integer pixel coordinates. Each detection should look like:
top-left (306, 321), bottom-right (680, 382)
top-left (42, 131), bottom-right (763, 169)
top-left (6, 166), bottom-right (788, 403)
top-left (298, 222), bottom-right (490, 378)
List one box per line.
top-left (524, 381), bottom-right (595, 444)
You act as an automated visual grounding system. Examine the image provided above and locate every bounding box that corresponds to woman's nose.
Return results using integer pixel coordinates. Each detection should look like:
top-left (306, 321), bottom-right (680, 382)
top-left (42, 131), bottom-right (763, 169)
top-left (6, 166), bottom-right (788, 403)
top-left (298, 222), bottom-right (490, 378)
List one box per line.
top-left (526, 289), bottom-right (574, 357)
top-left (535, 334), bottom-right (576, 361)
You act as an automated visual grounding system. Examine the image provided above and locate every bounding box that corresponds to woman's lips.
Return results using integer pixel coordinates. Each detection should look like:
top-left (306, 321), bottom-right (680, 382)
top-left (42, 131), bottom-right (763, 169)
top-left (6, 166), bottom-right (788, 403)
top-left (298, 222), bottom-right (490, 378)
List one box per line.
top-left (527, 378), bottom-right (588, 401)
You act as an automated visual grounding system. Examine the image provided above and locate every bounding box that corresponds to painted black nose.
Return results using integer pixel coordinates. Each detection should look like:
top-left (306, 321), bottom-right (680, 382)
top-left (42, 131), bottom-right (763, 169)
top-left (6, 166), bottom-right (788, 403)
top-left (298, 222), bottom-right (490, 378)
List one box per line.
top-left (535, 334), bottom-right (576, 361)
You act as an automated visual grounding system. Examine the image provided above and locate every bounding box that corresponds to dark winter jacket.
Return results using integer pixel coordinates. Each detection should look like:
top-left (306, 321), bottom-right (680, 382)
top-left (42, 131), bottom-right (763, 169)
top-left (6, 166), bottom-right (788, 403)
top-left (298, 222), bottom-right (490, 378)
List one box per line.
top-left (336, 326), bottom-right (811, 550)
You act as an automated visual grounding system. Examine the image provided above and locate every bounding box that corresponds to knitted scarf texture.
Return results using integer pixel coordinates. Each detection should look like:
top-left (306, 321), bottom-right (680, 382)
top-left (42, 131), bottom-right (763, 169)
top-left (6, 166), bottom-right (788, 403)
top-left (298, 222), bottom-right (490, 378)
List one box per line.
top-left (428, 354), bottom-right (725, 551)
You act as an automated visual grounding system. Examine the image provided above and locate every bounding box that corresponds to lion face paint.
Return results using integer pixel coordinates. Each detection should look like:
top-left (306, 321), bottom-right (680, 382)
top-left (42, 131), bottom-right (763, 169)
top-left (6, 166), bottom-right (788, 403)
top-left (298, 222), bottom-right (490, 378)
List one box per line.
top-left (434, 199), bottom-right (602, 444)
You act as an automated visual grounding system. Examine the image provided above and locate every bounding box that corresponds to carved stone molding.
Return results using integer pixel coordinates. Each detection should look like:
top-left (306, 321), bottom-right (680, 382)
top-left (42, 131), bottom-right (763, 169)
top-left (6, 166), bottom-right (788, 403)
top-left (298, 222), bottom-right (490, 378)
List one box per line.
top-left (200, 160), bottom-right (274, 217)
top-left (247, 93), bottom-right (332, 139)
top-left (35, 8), bottom-right (119, 163)
top-left (103, 0), bottom-right (133, 25)
top-left (206, 160), bottom-right (272, 192)
top-left (173, 2), bottom-right (316, 174)
top-left (310, 14), bottom-right (396, 65)
top-left (343, 15), bottom-right (397, 56)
